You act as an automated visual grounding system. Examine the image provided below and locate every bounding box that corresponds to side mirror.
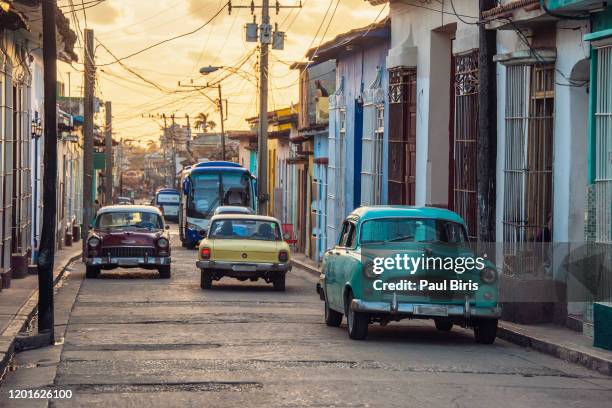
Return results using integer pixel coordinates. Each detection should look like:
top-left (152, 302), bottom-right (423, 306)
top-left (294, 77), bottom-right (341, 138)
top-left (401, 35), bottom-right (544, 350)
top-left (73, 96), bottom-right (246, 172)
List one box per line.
top-left (198, 229), bottom-right (207, 238)
top-left (283, 233), bottom-right (290, 241)
top-left (165, 225), bottom-right (170, 230)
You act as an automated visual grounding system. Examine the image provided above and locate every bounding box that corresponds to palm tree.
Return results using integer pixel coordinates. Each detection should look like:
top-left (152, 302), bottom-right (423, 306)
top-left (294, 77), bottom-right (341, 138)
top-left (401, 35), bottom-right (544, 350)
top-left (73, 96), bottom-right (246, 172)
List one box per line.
top-left (193, 112), bottom-right (217, 133)
top-left (146, 140), bottom-right (158, 152)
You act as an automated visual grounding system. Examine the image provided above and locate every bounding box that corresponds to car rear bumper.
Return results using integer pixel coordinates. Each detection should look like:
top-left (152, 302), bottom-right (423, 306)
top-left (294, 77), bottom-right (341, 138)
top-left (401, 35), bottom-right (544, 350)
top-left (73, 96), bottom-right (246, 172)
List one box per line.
top-left (350, 297), bottom-right (501, 319)
top-left (87, 256), bottom-right (171, 267)
top-left (196, 260), bottom-right (291, 272)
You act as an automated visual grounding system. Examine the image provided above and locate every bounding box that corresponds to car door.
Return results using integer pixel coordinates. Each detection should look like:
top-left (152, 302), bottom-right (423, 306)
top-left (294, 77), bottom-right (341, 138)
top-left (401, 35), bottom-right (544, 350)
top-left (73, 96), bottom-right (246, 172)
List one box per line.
top-left (335, 221), bottom-right (359, 304)
top-left (326, 220), bottom-right (351, 310)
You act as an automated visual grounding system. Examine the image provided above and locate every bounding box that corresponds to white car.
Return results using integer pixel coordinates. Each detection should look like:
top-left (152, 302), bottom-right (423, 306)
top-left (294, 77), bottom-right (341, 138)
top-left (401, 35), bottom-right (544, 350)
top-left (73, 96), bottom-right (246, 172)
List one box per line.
top-left (213, 206), bottom-right (254, 216)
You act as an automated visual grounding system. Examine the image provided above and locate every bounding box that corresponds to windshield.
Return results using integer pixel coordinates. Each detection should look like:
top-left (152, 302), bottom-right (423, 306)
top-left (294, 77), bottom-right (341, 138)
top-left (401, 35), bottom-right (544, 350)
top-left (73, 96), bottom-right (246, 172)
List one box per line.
top-left (157, 192), bottom-right (180, 204)
top-left (209, 219), bottom-right (281, 241)
top-left (188, 171), bottom-right (251, 218)
top-left (96, 211), bottom-right (163, 230)
top-left (360, 218), bottom-right (468, 245)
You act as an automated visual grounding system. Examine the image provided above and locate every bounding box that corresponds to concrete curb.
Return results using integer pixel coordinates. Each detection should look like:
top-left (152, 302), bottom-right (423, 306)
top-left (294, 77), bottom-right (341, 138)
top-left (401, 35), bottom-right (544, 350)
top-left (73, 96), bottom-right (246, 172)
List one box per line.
top-left (0, 252), bottom-right (82, 382)
top-left (291, 258), bottom-right (320, 277)
top-left (497, 324), bottom-right (612, 376)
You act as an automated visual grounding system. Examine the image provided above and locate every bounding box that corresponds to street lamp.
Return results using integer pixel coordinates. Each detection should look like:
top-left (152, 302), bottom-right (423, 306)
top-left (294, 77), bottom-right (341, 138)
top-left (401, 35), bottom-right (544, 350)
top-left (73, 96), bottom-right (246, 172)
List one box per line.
top-left (200, 66), bottom-right (227, 161)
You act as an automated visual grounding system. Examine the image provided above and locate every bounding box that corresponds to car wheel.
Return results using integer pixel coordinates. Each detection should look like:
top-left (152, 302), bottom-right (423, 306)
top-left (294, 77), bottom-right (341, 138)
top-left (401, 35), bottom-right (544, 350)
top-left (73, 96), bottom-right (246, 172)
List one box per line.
top-left (346, 293), bottom-right (368, 340)
top-left (85, 265), bottom-right (100, 279)
top-left (473, 319), bottom-right (498, 344)
top-left (434, 319), bottom-right (453, 332)
top-left (324, 296), bottom-right (342, 327)
top-left (273, 273), bottom-right (286, 291)
top-left (158, 266), bottom-right (171, 279)
top-left (200, 268), bottom-right (212, 289)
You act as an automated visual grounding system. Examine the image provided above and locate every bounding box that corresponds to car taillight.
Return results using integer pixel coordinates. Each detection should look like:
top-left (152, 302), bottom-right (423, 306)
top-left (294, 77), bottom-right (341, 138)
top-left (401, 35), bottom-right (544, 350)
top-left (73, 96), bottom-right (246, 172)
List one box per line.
top-left (201, 247), bottom-right (211, 260)
top-left (278, 250), bottom-right (289, 262)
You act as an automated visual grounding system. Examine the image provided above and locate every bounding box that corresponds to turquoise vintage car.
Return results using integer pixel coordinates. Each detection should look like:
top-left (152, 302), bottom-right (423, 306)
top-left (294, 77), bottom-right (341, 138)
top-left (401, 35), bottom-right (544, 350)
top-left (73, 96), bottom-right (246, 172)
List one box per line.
top-left (317, 206), bottom-right (500, 343)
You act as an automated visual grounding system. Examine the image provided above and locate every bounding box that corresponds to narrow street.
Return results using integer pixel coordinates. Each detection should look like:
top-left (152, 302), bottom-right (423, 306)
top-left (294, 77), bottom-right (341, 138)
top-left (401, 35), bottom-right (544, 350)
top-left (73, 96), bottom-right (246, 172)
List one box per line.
top-left (0, 225), bottom-right (610, 407)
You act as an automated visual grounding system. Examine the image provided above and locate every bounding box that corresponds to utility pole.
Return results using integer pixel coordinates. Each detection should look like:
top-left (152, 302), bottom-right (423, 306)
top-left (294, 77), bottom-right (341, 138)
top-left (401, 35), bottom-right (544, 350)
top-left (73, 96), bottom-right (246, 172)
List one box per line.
top-left (228, 0), bottom-right (296, 215)
top-left (82, 29), bottom-right (95, 254)
top-left (218, 84), bottom-right (226, 161)
top-left (477, 0), bottom-right (497, 242)
top-left (104, 101), bottom-right (113, 205)
top-left (38, 0), bottom-right (58, 341)
top-left (257, 0), bottom-right (270, 215)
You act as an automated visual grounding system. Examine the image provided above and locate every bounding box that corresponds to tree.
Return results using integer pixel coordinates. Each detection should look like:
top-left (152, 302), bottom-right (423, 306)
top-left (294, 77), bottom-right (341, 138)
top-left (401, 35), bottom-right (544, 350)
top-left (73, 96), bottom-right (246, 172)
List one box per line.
top-left (194, 112), bottom-right (217, 133)
top-left (146, 140), bottom-right (158, 152)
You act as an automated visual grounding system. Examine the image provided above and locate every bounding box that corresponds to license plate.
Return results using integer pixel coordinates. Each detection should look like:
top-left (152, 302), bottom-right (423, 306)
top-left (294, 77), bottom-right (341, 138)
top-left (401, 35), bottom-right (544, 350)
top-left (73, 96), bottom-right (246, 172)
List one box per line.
top-left (414, 305), bottom-right (448, 317)
top-left (117, 259), bottom-right (139, 266)
top-left (232, 264), bottom-right (257, 272)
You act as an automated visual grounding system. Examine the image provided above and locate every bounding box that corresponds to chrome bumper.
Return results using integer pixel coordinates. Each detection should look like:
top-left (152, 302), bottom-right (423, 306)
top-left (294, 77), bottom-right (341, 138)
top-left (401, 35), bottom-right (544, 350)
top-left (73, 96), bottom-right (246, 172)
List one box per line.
top-left (350, 297), bottom-right (501, 319)
top-left (87, 256), bottom-right (171, 266)
top-left (196, 260), bottom-right (292, 272)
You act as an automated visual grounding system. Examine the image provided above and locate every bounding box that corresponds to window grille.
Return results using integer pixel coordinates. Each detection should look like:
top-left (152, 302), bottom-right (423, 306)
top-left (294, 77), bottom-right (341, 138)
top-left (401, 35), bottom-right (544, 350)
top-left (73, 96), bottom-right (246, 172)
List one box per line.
top-left (594, 45), bottom-right (612, 244)
top-left (387, 67), bottom-right (417, 205)
top-left (503, 64), bottom-right (554, 274)
top-left (453, 50), bottom-right (479, 240)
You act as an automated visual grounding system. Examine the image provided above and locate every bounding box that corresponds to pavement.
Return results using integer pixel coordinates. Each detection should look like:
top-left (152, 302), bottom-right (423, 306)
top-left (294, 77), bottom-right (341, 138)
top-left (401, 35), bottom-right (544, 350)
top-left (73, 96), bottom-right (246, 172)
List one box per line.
top-left (0, 245), bottom-right (82, 381)
top-left (291, 253), bottom-right (612, 376)
top-left (0, 226), bottom-right (610, 407)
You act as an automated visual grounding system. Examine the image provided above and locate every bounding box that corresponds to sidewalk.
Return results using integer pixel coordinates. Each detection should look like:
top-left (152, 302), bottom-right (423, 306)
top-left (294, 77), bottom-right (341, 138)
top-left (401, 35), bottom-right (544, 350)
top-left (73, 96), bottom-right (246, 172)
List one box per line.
top-left (0, 245), bottom-right (82, 379)
top-left (291, 252), bottom-right (612, 376)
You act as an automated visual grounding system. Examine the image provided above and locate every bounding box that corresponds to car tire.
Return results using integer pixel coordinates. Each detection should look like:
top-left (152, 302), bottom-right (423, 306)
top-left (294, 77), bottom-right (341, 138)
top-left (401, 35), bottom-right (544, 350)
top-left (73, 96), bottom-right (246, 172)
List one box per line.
top-left (346, 293), bottom-right (368, 340)
top-left (434, 319), bottom-right (453, 332)
top-left (158, 266), bottom-right (171, 279)
top-left (273, 273), bottom-right (286, 291)
top-left (474, 319), bottom-right (498, 344)
top-left (85, 265), bottom-right (100, 279)
top-left (324, 297), bottom-right (342, 327)
top-left (200, 268), bottom-right (212, 289)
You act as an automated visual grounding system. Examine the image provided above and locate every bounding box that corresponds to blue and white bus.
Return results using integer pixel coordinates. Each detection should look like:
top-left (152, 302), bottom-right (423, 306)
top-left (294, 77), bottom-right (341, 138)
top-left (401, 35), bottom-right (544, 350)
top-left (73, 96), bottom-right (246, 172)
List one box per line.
top-left (179, 161), bottom-right (257, 248)
top-left (154, 188), bottom-right (180, 221)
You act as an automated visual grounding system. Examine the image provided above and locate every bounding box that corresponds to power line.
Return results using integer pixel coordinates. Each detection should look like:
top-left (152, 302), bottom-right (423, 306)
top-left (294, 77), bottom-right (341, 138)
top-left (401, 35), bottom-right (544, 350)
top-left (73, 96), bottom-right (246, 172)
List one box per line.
top-left (97, 2), bottom-right (229, 67)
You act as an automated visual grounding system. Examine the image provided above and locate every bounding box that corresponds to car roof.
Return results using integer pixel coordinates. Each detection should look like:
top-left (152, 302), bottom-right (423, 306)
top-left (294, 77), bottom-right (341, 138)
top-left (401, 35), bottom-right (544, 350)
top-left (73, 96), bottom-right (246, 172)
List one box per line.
top-left (210, 214), bottom-right (280, 223)
top-left (156, 188), bottom-right (179, 194)
top-left (350, 206), bottom-right (465, 225)
top-left (215, 206), bottom-right (253, 213)
top-left (97, 205), bottom-right (162, 215)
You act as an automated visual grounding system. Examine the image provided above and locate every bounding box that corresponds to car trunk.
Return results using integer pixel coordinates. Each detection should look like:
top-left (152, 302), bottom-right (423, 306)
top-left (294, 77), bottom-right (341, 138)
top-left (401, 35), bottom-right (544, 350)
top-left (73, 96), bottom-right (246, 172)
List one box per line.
top-left (212, 240), bottom-right (280, 263)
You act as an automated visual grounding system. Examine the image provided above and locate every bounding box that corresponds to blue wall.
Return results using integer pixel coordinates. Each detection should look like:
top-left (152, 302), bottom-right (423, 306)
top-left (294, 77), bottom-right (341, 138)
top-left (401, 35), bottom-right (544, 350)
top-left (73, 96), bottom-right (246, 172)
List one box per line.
top-left (334, 42), bottom-right (390, 216)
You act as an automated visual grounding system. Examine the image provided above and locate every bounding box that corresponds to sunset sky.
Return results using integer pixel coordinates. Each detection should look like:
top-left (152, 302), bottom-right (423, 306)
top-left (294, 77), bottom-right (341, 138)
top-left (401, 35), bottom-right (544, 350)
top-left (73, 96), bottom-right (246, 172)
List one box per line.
top-left (57, 0), bottom-right (387, 144)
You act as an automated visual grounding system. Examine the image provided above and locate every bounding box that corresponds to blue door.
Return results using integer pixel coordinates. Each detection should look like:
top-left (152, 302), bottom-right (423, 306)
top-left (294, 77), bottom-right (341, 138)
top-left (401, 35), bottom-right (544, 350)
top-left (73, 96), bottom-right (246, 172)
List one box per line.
top-left (353, 100), bottom-right (363, 209)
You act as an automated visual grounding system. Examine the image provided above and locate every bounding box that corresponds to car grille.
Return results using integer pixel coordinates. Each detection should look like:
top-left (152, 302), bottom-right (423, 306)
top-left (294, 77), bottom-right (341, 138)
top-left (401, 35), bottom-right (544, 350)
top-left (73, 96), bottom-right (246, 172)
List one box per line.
top-left (101, 247), bottom-right (156, 258)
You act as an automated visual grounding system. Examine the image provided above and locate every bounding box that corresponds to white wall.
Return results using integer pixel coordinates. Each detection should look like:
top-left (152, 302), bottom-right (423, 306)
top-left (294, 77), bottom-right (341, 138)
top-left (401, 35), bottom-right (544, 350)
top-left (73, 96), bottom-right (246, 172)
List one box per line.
top-left (553, 21), bottom-right (590, 244)
top-left (30, 49), bottom-right (44, 258)
top-left (388, 0), bottom-right (479, 206)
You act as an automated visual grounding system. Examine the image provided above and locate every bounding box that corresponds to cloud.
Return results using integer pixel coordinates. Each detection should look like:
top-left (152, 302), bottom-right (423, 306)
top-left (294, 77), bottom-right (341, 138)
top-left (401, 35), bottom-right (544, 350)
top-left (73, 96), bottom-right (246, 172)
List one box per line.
top-left (87, 1), bottom-right (122, 26)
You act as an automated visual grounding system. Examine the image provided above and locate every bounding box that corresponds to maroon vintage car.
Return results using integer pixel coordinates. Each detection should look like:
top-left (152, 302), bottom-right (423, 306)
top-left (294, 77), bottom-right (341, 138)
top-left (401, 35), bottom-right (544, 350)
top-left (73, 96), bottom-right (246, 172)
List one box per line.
top-left (85, 205), bottom-right (171, 279)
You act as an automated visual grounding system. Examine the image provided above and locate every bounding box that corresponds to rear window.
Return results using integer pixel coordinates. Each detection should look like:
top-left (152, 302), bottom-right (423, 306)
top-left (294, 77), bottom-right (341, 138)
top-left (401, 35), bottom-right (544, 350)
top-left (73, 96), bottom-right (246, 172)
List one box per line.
top-left (157, 193), bottom-right (180, 204)
top-left (209, 219), bottom-right (281, 241)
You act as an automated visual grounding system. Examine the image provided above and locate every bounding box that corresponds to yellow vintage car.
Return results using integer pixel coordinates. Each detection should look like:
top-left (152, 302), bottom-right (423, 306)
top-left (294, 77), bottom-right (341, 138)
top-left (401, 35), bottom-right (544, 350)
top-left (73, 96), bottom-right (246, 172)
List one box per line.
top-left (196, 214), bottom-right (292, 290)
